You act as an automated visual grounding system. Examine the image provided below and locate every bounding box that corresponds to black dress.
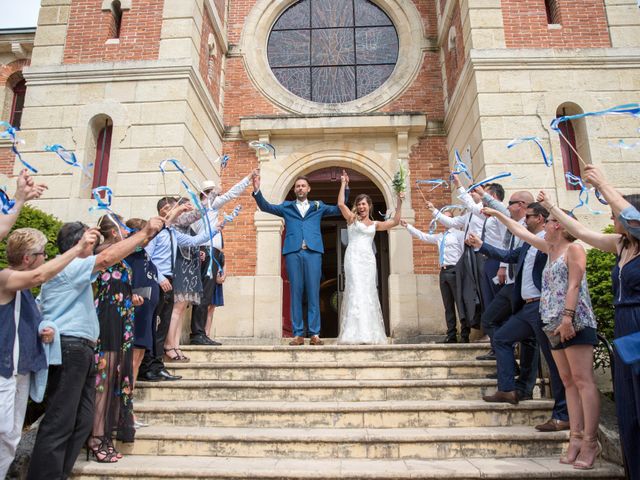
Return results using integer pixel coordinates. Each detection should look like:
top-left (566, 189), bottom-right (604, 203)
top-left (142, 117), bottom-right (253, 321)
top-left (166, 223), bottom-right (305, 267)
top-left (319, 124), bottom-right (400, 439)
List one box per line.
top-left (126, 249), bottom-right (160, 351)
top-left (173, 227), bottom-right (203, 304)
top-left (94, 260), bottom-right (135, 443)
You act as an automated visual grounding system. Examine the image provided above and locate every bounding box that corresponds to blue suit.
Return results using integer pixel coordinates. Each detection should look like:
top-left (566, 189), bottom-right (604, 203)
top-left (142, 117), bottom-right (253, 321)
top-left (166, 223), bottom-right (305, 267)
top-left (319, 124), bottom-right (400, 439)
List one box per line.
top-left (480, 241), bottom-right (568, 421)
top-left (253, 190), bottom-right (343, 337)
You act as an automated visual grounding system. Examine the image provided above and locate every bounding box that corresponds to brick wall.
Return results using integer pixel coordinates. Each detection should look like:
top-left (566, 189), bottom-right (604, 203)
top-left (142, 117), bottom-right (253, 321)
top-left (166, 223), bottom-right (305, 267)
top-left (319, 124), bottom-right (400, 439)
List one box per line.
top-left (63, 0), bottom-right (163, 64)
top-left (501, 0), bottom-right (611, 48)
top-left (218, 141), bottom-right (258, 277)
top-left (222, 0), bottom-right (447, 276)
top-left (407, 136), bottom-right (450, 275)
top-left (199, 10), bottom-right (222, 109)
top-left (0, 148), bottom-right (16, 176)
top-left (443, 3), bottom-right (465, 100)
top-left (0, 59), bottom-right (29, 87)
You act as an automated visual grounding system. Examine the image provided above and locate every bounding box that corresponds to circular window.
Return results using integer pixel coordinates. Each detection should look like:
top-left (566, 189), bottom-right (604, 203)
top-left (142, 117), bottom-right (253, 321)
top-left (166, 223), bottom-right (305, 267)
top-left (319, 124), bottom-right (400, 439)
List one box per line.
top-left (267, 0), bottom-right (399, 104)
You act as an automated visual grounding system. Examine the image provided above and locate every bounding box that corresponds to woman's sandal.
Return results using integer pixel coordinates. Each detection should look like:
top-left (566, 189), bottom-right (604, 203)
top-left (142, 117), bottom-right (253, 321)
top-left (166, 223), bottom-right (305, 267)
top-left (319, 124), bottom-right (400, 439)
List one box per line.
top-left (105, 437), bottom-right (124, 459)
top-left (176, 348), bottom-right (190, 363)
top-left (573, 435), bottom-right (602, 470)
top-left (86, 437), bottom-right (118, 463)
top-left (164, 347), bottom-right (186, 363)
top-left (559, 431), bottom-right (583, 465)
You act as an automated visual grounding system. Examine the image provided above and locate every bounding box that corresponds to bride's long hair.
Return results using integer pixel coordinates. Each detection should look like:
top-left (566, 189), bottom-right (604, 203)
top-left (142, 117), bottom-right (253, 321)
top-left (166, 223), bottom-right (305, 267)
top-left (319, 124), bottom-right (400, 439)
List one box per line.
top-left (351, 194), bottom-right (374, 222)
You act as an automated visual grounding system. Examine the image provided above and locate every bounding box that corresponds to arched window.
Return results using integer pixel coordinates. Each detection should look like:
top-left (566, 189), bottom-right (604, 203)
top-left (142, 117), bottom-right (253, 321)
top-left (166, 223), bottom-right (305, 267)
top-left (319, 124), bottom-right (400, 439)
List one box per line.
top-left (10, 79), bottom-right (26, 129)
top-left (556, 104), bottom-right (591, 191)
top-left (545, 0), bottom-right (561, 25)
top-left (91, 117), bottom-right (113, 191)
top-left (111, 0), bottom-right (123, 38)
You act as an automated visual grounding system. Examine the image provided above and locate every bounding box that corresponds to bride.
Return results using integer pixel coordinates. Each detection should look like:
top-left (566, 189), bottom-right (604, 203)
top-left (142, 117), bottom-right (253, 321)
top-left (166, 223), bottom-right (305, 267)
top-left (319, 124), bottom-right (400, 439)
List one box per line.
top-left (336, 170), bottom-right (403, 344)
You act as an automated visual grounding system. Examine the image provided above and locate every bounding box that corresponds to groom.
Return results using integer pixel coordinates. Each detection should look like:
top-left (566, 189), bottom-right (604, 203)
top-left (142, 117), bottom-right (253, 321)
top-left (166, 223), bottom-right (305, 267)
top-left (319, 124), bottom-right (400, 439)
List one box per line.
top-left (252, 172), bottom-right (346, 345)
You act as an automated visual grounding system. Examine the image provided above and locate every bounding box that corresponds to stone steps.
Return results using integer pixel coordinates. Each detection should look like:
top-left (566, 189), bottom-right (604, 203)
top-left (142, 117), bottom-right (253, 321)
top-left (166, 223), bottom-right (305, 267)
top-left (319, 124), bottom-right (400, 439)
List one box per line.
top-left (135, 399), bottom-right (553, 428)
top-left (71, 343), bottom-right (623, 479)
top-left (135, 378), bottom-right (539, 402)
top-left (177, 344), bottom-right (492, 363)
top-left (72, 455), bottom-right (625, 479)
top-left (163, 360), bottom-right (497, 380)
top-left (120, 425), bottom-right (568, 459)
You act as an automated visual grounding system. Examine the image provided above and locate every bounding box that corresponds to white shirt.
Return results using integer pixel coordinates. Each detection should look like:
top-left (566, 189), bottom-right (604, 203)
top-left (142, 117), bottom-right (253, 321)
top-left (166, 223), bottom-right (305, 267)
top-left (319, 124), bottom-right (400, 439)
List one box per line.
top-left (296, 199), bottom-right (309, 217)
top-left (456, 187), bottom-right (507, 248)
top-left (406, 224), bottom-right (465, 267)
top-left (520, 230), bottom-right (545, 300)
top-left (434, 210), bottom-right (484, 238)
top-left (192, 175), bottom-right (251, 248)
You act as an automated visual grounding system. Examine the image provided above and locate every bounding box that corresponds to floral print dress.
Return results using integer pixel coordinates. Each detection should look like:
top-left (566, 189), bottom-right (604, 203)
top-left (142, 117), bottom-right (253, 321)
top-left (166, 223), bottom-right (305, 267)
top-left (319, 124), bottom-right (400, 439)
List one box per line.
top-left (94, 260), bottom-right (135, 443)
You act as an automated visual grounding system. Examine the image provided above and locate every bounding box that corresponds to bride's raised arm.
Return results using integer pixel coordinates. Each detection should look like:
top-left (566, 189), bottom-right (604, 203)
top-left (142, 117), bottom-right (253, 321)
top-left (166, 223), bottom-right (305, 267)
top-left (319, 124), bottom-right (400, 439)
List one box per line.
top-left (377, 192), bottom-right (404, 231)
top-left (338, 170), bottom-right (356, 223)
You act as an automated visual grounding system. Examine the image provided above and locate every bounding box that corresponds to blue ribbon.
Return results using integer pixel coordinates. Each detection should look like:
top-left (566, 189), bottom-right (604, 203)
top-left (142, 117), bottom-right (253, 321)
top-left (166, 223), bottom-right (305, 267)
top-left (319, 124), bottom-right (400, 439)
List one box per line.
top-left (452, 149), bottom-right (472, 180)
top-left (416, 179), bottom-right (449, 191)
top-left (465, 172), bottom-right (512, 193)
top-left (45, 144), bottom-right (93, 180)
top-left (180, 179), bottom-right (219, 276)
top-left (564, 173), bottom-right (603, 215)
top-left (0, 121), bottom-right (38, 173)
top-left (594, 189), bottom-right (609, 206)
top-left (551, 103), bottom-right (640, 132)
top-left (507, 136), bottom-right (553, 167)
top-left (89, 186), bottom-right (134, 232)
top-left (430, 204), bottom-right (467, 234)
top-left (216, 155), bottom-right (229, 169)
top-left (0, 189), bottom-right (16, 215)
top-left (159, 158), bottom-right (187, 174)
top-left (220, 205), bottom-right (241, 228)
top-left (249, 141), bottom-right (276, 159)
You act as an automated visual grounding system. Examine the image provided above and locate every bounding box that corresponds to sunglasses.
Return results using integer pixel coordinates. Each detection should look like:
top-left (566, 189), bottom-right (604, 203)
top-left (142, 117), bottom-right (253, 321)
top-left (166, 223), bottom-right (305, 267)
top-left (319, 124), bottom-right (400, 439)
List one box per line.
top-left (508, 200), bottom-right (525, 206)
top-left (544, 218), bottom-right (559, 224)
top-left (31, 251), bottom-right (48, 259)
top-left (525, 213), bottom-right (540, 219)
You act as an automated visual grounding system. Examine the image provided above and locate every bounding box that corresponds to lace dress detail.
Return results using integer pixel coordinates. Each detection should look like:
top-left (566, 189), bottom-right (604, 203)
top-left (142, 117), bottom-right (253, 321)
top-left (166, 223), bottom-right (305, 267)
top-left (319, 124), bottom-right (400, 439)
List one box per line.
top-left (540, 253), bottom-right (596, 330)
top-left (338, 221), bottom-right (388, 345)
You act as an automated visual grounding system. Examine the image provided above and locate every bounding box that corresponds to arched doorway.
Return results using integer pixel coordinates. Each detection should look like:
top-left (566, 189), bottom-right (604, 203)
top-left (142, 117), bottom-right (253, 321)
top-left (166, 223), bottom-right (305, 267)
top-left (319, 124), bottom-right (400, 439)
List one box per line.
top-left (281, 167), bottom-right (390, 338)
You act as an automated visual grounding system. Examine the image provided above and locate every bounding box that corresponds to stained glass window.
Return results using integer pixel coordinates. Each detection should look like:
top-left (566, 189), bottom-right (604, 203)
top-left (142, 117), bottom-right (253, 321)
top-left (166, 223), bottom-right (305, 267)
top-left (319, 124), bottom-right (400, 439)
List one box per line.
top-left (267, 0), bottom-right (398, 104)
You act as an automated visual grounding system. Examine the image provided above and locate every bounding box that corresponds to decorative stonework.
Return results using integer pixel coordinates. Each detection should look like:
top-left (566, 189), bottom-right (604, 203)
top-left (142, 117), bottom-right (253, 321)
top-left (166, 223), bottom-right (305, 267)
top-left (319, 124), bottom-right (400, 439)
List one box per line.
top-left (239, 0), bottom-right (426, 114)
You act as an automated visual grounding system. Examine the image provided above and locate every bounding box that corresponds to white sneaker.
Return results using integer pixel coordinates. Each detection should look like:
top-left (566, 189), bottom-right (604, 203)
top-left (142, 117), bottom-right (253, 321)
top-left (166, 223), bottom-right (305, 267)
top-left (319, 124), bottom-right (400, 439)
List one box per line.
top-left (134, 419), bottom-right (149, 429)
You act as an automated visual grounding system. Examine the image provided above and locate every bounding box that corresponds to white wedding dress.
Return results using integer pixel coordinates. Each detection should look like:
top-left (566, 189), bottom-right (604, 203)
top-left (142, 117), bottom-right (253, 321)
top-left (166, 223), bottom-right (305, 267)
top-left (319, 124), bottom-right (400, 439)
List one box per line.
top-left (337, 221), bottom-right (388, 344)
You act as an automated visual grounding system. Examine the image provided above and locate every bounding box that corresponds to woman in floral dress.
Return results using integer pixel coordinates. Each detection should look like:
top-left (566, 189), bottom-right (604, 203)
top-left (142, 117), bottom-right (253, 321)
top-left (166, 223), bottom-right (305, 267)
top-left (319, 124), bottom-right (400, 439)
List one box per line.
top-left (88, 215), bottom-right (143, 461)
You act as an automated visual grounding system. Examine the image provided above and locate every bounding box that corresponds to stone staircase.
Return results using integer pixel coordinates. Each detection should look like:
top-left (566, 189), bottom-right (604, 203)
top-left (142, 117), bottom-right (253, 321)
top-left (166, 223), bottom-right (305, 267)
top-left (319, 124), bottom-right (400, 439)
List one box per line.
top-left (71, 344), bottom-right (624, 479)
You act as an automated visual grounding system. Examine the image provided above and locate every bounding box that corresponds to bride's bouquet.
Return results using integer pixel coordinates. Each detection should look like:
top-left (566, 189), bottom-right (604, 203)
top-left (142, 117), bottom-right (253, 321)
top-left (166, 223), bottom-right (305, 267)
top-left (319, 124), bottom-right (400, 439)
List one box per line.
top-left (392, 161), bottom-right (408, 194)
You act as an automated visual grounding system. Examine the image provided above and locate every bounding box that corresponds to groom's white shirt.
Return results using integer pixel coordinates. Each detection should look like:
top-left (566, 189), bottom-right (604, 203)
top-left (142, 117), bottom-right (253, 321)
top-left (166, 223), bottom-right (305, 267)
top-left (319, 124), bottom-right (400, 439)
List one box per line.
top-left (296, 199), bottom-right (309, 217)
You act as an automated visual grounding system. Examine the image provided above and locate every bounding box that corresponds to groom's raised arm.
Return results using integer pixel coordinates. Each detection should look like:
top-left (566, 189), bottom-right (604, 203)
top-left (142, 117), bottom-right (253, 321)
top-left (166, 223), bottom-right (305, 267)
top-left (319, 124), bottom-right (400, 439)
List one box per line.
top-left (252, 190), bottom-right (285, 217)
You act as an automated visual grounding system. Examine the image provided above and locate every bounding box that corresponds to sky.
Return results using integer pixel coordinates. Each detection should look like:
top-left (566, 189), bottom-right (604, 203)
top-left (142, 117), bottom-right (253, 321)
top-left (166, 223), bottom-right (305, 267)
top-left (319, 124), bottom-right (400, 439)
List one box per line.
top-left (0, 0), bottom-right (41, 29)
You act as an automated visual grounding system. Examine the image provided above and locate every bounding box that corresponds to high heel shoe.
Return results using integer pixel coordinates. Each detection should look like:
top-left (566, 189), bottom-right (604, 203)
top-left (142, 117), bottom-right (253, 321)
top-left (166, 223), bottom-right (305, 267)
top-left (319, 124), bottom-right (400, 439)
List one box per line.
top-left (175, 348), bottom-right (190, 362)
top-left (559, 431), bottom-right (582, 465)
top-left (573, 435), bottom-right (602, 470)
top-left (86, 436), bottom-right (118, 463)
top-left (164, 347), bottom-right (187, 363)
top-left (105, 436), bottom-right (124, 459)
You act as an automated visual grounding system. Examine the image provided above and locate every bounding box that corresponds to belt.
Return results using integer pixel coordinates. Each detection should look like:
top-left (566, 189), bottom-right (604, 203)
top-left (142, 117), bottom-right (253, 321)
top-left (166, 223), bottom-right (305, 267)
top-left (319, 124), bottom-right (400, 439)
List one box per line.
top-left (441, 265), bottom-right (455, 271)
top-left (524, 297), bottom-right (540, 304)
top-left (60, 335), bottom-right (97, 349)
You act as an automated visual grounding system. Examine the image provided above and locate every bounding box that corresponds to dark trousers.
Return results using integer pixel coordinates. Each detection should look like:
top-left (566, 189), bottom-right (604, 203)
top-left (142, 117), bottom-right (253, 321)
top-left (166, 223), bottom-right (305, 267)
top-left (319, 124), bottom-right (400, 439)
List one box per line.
top-left (479, 257), bottom-right (502, 310)
top-left (481, 283), bottom-right (513, 347)
top-left (140, 277), bottom-right (173, 376)
top-left (494, 301), bottom-right (568, 420)
top-left (27, 338), bottom-right (96, 480)
top-left (439, 267), bottom-right (468, 340)
top-left (191, 251), bottom-right (211, 338)
top-left (285, 249), bottom-right (322, 337)
top-left (613, 306), bottom-right (640, 480)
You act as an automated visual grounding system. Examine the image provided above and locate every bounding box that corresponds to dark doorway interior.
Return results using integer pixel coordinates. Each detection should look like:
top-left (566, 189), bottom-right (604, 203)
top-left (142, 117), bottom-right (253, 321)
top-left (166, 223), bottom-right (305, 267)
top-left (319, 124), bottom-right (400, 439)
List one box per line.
top-left (281, 167), bottom-right (390, 338)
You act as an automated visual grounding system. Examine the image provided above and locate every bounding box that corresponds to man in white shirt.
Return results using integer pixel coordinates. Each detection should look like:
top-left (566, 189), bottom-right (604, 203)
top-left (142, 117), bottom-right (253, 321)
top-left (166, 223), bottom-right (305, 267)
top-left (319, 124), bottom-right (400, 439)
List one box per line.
top-left (402, 211), bottom-right (466, 343)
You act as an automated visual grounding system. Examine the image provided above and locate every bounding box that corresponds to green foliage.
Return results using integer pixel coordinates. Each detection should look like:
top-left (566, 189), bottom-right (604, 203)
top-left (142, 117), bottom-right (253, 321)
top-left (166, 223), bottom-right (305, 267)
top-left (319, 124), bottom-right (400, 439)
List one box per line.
top-left (585, 225), bottom-right (616, 370)
top-left (0, 206), bottom-right (63, 292)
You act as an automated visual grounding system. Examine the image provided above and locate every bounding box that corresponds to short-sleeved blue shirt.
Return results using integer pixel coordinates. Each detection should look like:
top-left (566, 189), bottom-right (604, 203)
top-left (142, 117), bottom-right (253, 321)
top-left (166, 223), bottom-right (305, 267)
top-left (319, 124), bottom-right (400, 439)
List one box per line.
top-left (39, 256), bottom-right (100, 341)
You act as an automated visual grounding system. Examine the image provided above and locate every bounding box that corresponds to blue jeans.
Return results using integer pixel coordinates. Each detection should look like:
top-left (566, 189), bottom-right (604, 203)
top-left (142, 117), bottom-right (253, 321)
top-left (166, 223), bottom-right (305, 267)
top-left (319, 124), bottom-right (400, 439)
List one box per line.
top-left (494, 301), bottom-right (568, 421)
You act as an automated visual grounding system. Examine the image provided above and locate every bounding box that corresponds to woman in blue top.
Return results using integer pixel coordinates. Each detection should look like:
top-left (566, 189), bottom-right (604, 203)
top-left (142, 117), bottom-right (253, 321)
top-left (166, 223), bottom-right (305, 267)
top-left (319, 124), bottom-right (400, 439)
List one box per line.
top-left (0, 227), bottom-right (97, 478)
top-left (537, 165), bottom-right (640, 477)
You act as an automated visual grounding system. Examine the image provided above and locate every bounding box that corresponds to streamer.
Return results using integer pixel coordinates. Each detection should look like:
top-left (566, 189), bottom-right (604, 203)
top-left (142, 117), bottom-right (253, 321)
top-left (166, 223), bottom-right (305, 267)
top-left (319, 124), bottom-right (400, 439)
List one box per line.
top-left (0, 121), bottom-right (38, 173)
top-left (507, 136), bottom-right (553, 167)
top-left (249, 141), bottom-right (276, 159)
top-left (564, 173), bottom-right (603, 215)
top-left (465, 172), bottom-right (512, 193)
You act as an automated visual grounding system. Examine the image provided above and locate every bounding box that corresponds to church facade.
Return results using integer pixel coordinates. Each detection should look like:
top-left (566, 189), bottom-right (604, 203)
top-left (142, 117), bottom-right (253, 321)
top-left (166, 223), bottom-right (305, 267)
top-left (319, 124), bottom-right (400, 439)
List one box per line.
top-left (1, 0), bottom-right (639, 341)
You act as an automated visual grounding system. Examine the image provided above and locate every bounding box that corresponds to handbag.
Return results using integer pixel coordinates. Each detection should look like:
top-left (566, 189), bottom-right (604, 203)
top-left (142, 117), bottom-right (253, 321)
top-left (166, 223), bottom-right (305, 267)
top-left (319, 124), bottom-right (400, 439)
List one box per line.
top-left (543, 316), bottom-right (585, 348)
top-left (613, 331), bottom-right (640, 373)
